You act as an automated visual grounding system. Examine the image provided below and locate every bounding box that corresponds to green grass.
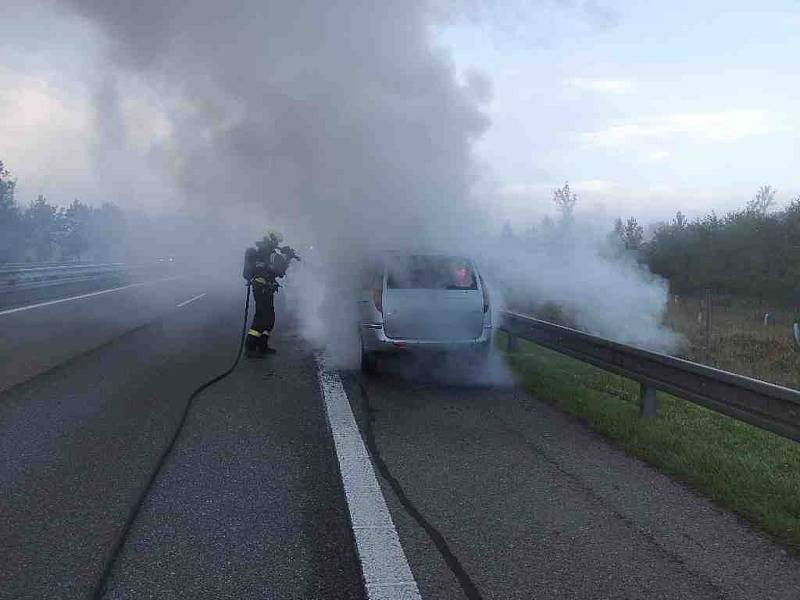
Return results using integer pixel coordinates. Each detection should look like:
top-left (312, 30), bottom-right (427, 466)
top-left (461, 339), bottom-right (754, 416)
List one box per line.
top-left (500, 334), bottom-right (800, 552)
top-left (666, 299), bottom-right (800, 389)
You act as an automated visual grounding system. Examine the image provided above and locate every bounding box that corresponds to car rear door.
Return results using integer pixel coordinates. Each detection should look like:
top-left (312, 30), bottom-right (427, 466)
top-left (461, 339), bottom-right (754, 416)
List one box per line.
top-left (382, 256), bottom-right (484, 341)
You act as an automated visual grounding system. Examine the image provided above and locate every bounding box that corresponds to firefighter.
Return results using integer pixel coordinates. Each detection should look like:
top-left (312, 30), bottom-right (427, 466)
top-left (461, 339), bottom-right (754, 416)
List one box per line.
top-left (242, 230), bottom-right (299, 357)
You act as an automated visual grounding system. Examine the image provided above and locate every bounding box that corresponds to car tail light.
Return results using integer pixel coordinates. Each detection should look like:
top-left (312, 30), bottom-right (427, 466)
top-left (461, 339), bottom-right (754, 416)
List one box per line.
top-left (371, 286), bottom-right (383, 314)
top-left (481, 277), bottom-right (490, 313)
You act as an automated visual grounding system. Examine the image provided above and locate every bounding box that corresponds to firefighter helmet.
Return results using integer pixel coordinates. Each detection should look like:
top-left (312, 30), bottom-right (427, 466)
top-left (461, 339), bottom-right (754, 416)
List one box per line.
top-left (266, 230), bottom-right (283, 245)
top-left (257, 229), bottom-right (283, 250)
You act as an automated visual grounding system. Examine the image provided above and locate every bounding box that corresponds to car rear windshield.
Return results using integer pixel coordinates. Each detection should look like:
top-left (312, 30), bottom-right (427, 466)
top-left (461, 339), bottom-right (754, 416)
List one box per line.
top-left (386, 256), bottom-right (477, 290)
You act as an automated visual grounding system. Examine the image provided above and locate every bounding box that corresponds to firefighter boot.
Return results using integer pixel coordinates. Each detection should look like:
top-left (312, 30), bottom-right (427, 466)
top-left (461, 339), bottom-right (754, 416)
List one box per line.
top-left (245, 333), bottom-right (264, 358)
top-left (258, 333), bottom-right (277, 355)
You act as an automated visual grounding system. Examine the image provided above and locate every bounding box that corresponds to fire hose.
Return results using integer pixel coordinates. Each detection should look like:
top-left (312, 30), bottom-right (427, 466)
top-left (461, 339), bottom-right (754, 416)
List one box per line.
top-left (91, 283), bottom-right (252, 599)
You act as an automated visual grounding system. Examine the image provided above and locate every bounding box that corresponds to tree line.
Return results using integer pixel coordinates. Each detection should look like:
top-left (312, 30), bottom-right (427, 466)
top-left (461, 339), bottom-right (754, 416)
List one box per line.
top-left (504, 182), bottom-right (800, 308)
top-left (614, 185), bottom-right (800, 306)
top-left (6, 153), bottom-right (799, 306)
top-left (0, 160), bottom-right (127, 263)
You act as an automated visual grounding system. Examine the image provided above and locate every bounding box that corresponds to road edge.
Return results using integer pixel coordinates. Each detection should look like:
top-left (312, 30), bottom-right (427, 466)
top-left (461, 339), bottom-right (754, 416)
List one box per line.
top-left (316, 357), bottom-right (422, 600)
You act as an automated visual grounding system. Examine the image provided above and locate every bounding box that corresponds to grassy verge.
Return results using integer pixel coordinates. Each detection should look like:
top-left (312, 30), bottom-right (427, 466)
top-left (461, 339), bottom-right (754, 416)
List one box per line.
top-left (500, 334), bottom-right (800, 552)
top-left (666, 299), bottom-right (800, 389)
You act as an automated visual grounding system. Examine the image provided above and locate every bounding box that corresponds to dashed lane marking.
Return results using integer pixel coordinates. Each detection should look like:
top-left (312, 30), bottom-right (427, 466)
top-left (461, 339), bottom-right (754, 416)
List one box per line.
top-left (316, 357), bottom-right (423, 600)
top-left (176, 292), bottom-right (206, 308)
top-left (0, 277), bottom-right (181, 318)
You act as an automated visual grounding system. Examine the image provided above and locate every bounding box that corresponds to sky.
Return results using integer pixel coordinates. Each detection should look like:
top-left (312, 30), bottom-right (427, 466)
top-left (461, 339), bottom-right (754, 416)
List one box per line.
top-left (1, 0), bottom-right (798, 226)
top-left (439, 0), bottom-right (800, 223)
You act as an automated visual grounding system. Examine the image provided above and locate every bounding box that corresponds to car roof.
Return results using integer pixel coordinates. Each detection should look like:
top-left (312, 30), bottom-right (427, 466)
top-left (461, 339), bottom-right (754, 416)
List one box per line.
top-left (381, 251), bottom-right (473, 260)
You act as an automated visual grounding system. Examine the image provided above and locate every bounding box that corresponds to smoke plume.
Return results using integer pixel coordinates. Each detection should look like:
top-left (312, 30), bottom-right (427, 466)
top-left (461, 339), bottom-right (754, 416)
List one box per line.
top-left (57, 0), bottom-right (489, 253)
top-left (53, 0), bottom-right (678, 365)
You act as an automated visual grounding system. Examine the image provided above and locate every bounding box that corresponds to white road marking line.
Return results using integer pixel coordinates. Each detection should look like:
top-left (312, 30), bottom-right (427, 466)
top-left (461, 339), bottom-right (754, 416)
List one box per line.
top-left (316, 357), bottom-right (422, 600)
top-left (0, 277), bottom-right (181, 318)
top-left (176, 292), bottom-right (206, 308)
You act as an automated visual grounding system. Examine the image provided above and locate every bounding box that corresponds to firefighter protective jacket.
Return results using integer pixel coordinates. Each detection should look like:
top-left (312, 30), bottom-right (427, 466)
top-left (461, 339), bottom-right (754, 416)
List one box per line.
top-left (243, 246), bottom-right (289, 285)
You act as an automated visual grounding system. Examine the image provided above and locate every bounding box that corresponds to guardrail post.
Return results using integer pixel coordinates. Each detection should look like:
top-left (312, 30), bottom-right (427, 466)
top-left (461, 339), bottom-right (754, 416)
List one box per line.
top-left (507, 333), bottom-right (519, 353)
top-left (640, 383), bottom-right (658, 418)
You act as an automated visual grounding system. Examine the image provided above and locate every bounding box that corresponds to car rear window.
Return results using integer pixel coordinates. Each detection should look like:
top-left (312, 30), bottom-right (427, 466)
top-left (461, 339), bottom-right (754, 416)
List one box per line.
top-left (386, 255), bottom-right (477, 290)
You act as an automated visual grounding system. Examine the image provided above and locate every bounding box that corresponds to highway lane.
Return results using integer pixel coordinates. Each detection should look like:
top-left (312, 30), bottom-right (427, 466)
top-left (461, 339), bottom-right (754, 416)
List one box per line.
top-left (98, 331), bottom-right (365, 600)
top-left (0, 284), bottom-right (364, 599)
top-left (4, 276), bottom-right (800, 599)
top-left (343, 359), bottom-right (800, 599)
top-left (0, 276), bottom-right (200, 392)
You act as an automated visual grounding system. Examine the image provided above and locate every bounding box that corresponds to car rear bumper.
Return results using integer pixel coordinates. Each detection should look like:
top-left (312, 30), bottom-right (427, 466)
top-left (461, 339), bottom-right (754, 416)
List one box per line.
top-left (360, 322), bottom-right (492, 354)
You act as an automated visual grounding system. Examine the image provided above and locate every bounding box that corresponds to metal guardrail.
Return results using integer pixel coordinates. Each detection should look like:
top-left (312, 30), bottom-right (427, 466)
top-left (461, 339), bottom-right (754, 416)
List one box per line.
top-left (0, 263), bottom-right (130, 292)
top-left (499, 311), bottom-right (800, 443)
top-left (0, 259), bottom-right (106, 270)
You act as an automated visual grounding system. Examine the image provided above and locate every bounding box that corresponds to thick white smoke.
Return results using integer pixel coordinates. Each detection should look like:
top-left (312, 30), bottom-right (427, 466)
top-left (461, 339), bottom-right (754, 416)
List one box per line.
top-left (53, 0), bottom-right (678, 366)
top-left (57, 0), bottom-right (488, 251)
top-left (481, 220), bottom-right (681, 352)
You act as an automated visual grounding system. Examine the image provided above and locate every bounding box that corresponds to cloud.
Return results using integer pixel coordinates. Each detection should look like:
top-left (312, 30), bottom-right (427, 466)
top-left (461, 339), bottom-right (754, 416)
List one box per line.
top-left (567, 77), bottom-right (634, 94)
top-left (0, 71), bottom-right (88, 135)
top-left (779, 12), bottom-right (800, 27)
top-left (646, 149), bottom-right (670, 162)
top-left (579, 109), bottom-right (779, 149)
top-left (580, 0), bottom-right (621, 30)
top-left (0, 69), bottom-right (93, 197)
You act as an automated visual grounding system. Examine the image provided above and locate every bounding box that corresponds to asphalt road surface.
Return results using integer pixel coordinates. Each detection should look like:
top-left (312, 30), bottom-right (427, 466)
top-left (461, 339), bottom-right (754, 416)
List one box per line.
top-left (1, 278), bottom-right (799, 599)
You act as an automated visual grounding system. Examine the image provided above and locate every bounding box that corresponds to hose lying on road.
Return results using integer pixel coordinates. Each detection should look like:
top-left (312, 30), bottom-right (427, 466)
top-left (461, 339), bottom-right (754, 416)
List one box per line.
top-left (359, 380), bottom-right (485, 600)
top-left (90, 284), bottom-right (251, 600)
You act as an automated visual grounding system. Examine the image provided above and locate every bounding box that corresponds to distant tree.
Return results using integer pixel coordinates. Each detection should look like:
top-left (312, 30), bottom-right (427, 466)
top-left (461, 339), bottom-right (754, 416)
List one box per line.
top-left (0, 161), bottom-right (14, 209)
top-left (614, 216), bottom-right (644, 252)
top-left (0, 160), bottom-right (22, 262)
top-left (62, 199), bottom-right (92, 260)
top-left (746, 184), bottom-right (776, 216)
top-left (643, 188), bottom-right (800, 304)
top-left (0, 159), bottom-right (139, 263)
top-left (553, 182), bottom-right (578, 224)
top-left (24, 195), bottom-right (60, 261)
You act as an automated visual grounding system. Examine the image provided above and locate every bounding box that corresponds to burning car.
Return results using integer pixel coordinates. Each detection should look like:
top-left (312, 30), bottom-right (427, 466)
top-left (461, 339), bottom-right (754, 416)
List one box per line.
top-left (358, 253), bottom-right (492, 373)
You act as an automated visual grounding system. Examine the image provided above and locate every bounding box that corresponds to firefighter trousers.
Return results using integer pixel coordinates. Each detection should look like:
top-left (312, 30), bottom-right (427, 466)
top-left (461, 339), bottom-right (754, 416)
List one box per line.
top-left (247, 281), bottom-right (276, 346)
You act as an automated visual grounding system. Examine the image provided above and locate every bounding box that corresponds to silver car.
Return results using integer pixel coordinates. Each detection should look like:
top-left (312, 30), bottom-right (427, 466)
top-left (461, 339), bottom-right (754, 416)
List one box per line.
top-left (358, 253), bottom-right (492, 372)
